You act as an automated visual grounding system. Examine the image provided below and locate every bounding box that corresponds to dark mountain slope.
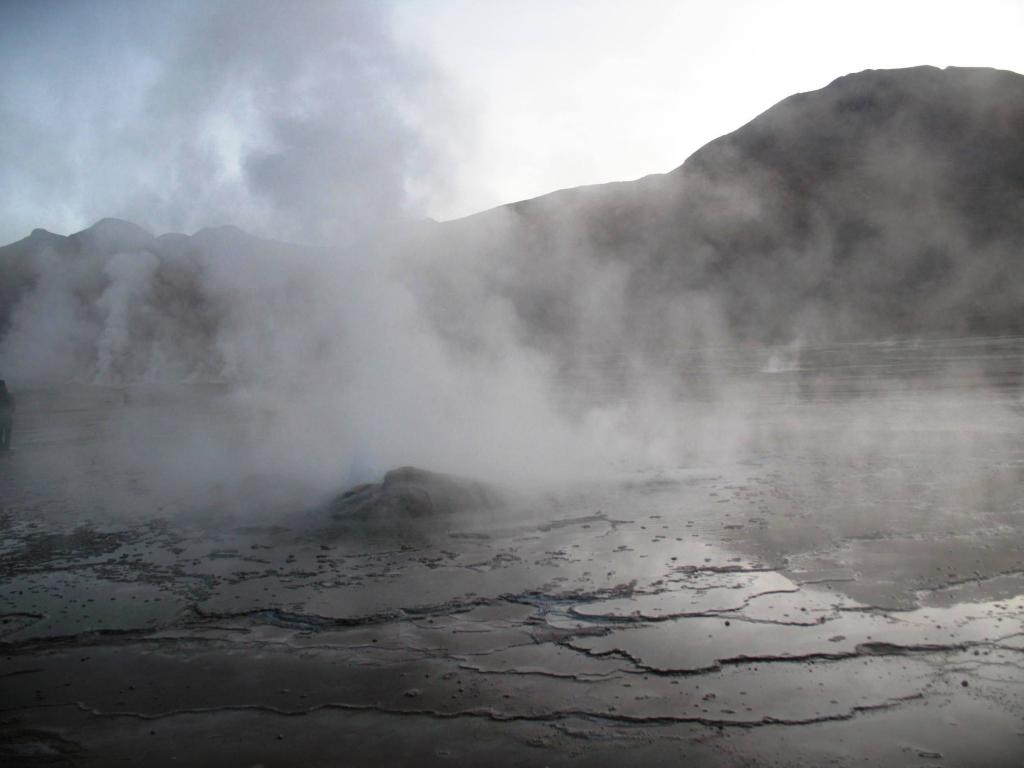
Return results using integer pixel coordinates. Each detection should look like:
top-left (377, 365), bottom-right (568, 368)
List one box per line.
top-left (2, 66), bottom-right (1022, 384)
top-left (417, 66), bottom-right (1024, 365)
top-left (0, 219), bottom-right (319, 381)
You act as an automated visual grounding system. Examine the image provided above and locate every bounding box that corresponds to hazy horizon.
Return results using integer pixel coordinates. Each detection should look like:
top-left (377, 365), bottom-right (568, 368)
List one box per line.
top-left (3, 0), bottom-right (1024, 245)
top-left (3, 5), bottom-right (1024, 765)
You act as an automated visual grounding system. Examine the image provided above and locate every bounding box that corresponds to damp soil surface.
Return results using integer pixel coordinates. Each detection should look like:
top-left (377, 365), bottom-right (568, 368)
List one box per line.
top-left (3, 339), bottom-right (1024, 766)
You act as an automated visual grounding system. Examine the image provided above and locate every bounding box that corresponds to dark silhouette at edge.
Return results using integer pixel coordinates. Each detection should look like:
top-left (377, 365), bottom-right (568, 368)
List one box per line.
top-left (0, 380), bottom-right (14, 451)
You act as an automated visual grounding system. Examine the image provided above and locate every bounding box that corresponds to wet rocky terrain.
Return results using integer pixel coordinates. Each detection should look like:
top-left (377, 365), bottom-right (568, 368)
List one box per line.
top-left (3, 340), bottom-right (1024, 766)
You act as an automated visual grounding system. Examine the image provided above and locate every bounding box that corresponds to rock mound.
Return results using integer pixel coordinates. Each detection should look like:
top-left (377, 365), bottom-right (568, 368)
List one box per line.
top-left (331, 466), bottom-right (504, 519)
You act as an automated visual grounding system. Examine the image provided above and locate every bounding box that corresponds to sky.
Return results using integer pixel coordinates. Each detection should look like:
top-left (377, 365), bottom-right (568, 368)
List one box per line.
top-left (1, 0), bottom-right (1023, 244)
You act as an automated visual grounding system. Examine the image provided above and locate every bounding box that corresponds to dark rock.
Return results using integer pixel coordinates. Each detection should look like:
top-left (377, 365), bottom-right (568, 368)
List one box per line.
top-left (331, 466), bottom-right (504, 519)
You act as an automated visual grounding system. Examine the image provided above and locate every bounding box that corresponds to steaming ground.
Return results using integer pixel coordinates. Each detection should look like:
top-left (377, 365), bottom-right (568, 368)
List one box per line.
top-left (3, 338), bottom-right (1024, 766)
top-left (3, 29), bottom-right (1023, 768)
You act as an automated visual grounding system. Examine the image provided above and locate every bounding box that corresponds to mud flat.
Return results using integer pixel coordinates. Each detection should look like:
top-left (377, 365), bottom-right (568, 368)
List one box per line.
top-left (3, 342), bottom-right (1024, 766)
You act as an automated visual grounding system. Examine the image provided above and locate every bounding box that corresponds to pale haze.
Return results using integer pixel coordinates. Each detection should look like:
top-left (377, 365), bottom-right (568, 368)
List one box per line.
top-left (401, 0), bottom-right (1024, 218)
top-left (5, 2), bottom-right (1024, 765)
top-left (2, 0), bottom-right (1023, 243)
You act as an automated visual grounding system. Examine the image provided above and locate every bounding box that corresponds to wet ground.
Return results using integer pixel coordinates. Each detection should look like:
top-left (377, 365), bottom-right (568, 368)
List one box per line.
top-left (2, 339), bottom-right (1024, 766)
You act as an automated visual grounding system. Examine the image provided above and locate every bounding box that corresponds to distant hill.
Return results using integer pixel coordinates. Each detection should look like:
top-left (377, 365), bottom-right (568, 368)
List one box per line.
top-left (2, 66), bottom-right (1023, 383)
top-left (415, 66), bottom-right (1024, 369)
top-left (0, 218), bottom-right (319, 381)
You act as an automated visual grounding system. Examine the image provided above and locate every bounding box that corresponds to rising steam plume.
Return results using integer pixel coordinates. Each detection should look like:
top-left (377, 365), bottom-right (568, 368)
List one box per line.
top-left (1, 2), bottom-right (1023, 511)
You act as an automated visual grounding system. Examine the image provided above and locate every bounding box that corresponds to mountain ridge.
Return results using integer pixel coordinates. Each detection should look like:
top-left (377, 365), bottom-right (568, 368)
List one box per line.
top-left (415, 64), bottom-right (1024, 360)
top-left (2, 65), bottom-right (1023, 383)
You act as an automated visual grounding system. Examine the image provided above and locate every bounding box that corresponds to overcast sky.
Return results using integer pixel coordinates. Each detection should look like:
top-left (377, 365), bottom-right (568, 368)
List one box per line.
top-left (1, 0), bottom-right (1022, 244)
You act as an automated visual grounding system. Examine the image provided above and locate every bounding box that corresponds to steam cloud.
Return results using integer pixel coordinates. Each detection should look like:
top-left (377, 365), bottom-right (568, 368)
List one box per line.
top-left (0, 1), bottom-right (722, 504)
top-left (1, 2), bottom-right (1021, 522)
top-left (0, 0), bottom-right (457, 244)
